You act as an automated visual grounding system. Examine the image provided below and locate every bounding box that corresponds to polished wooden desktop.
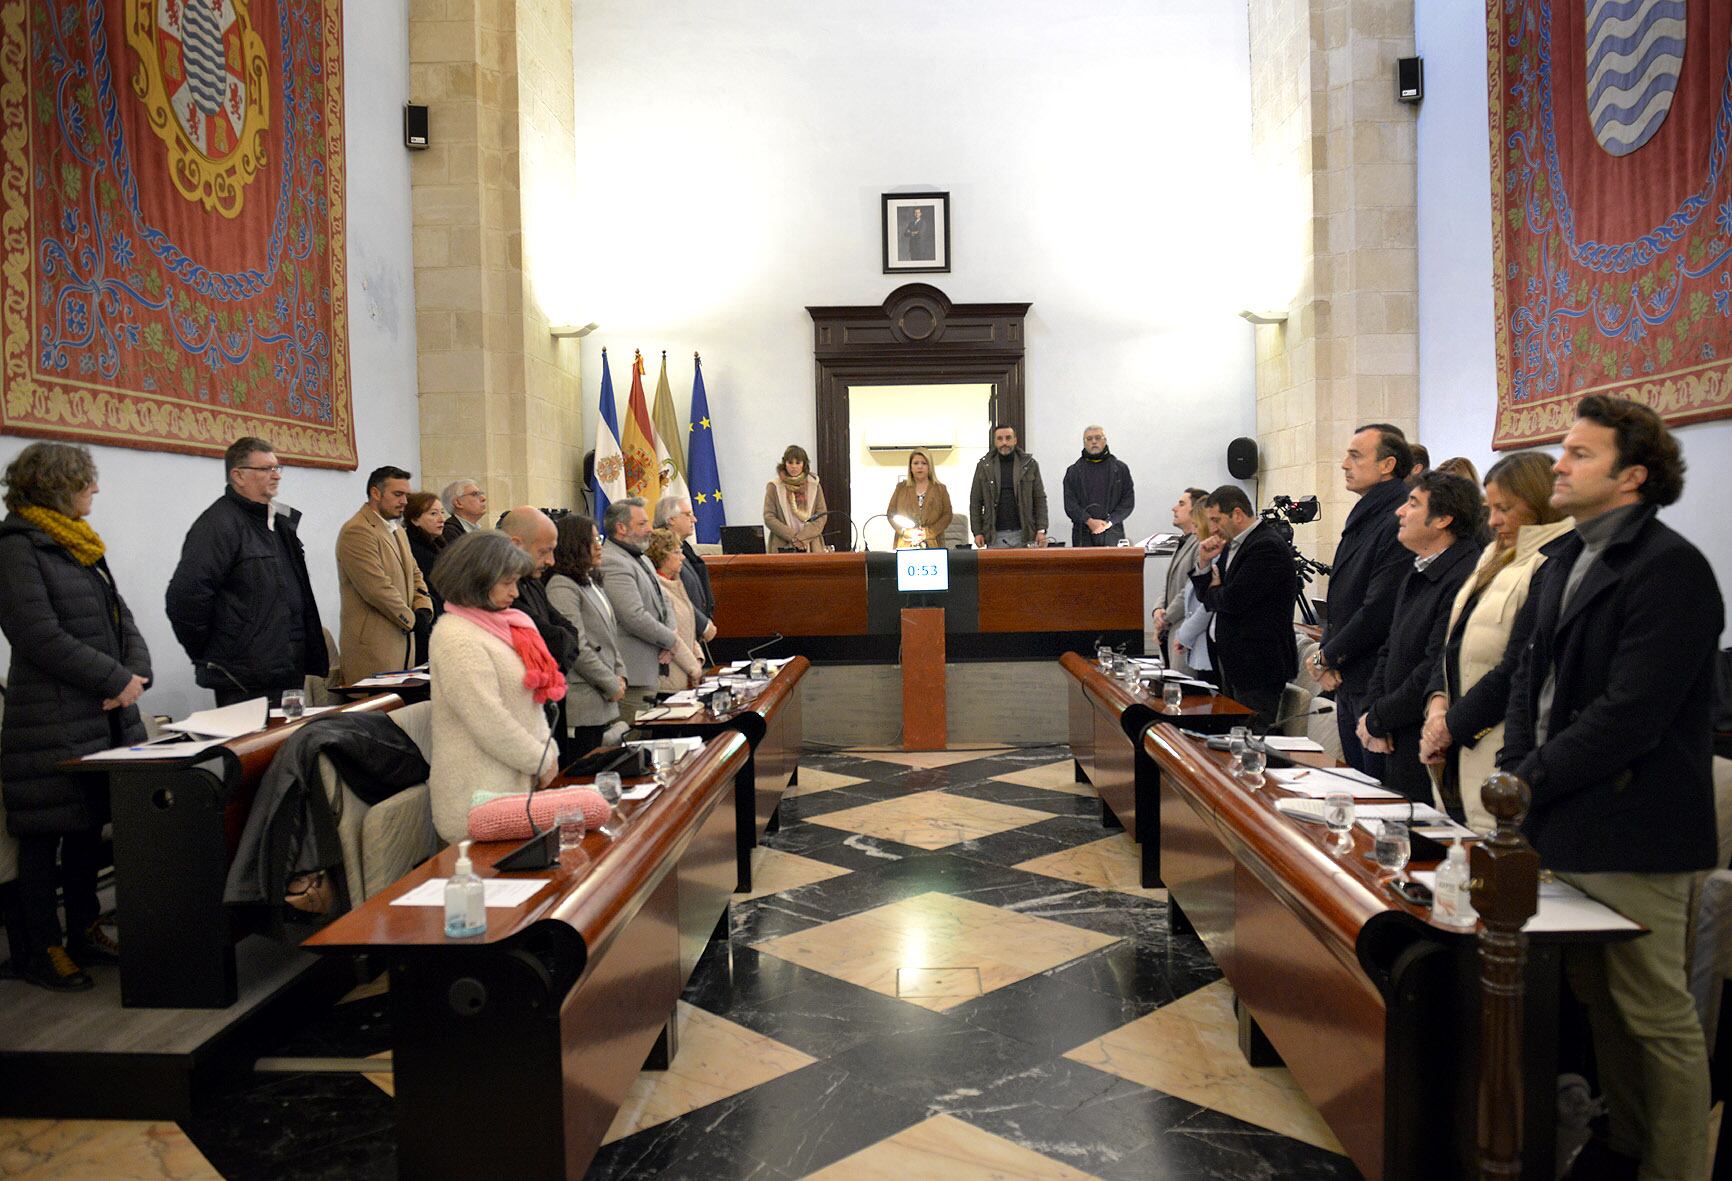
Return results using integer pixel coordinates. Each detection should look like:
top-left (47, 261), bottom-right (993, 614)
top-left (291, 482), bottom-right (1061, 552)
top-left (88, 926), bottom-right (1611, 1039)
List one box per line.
top-left (306, 732), bottom-right (750, 1181)
top-left (1061, 652), bottom-right (1252, 886)
top-left (1144, 722), bottom-right (1640, 1180)
top-left (704, 547), bottom-right (1145, 661)
top-left (631, 656), bottom-right (806, 890)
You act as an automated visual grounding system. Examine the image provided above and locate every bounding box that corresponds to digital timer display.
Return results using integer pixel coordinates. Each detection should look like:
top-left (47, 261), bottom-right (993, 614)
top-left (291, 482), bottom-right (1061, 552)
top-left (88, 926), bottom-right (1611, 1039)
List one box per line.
top-left (896, 547), bottom-right (950, 593)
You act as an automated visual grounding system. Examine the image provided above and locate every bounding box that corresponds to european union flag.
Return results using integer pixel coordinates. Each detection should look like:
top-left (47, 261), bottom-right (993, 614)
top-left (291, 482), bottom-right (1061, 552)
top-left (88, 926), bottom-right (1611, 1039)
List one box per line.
top-left (686, 354), bottom-right (726, 543)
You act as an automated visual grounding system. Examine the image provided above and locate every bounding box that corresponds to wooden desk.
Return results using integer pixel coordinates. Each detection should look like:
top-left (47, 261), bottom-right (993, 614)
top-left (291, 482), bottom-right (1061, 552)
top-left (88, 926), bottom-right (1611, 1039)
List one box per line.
top-left (1144, 722), bottom-right (1640, 1180)
top-left (306, 732), bottom-right (749, 1181)
top-left (1060, 652), bottom-right (1252, 887)
top-left (631, 658), bottom-right (806, 891)
top-left (68, 693), bottom-right (406, 1008)
top-left (704, 548), bottom-right (1144, 661)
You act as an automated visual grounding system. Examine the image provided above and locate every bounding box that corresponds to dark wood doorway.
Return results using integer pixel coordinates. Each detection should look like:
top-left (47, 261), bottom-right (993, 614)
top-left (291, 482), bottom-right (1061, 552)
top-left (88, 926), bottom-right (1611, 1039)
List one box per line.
top-left (805, 285), bottom-right (1031, 550)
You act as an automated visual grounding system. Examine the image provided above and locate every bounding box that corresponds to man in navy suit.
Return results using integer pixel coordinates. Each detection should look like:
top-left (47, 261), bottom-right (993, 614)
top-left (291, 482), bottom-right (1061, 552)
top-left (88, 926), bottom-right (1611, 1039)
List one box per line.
top-left (1190, 485), bottom-right (1299, 730)
top-left (1501, 395), bottom-right (1722, 1180)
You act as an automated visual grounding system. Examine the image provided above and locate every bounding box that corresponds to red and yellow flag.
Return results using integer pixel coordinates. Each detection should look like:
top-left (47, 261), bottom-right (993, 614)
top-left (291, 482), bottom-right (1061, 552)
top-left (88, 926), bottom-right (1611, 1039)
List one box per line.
top-left (622, 350), bottom-right (659, 500)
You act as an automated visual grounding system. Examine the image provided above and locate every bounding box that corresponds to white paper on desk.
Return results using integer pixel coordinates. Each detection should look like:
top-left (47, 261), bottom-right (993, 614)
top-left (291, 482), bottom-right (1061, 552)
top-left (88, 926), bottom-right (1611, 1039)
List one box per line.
top-left (390, 878), bottom-right (548, 908)
top-left (1264, 735), bottom-right (1325, 752)
top-left (1408, 872), bottom-right (1641, 934)
top-left (162, 698), bottom-right (268, 739)
top-left (628, 736), bottom-right (704, 759)
top-left (1267, 768), bottom-right (1403, 799)
top-left (662, 690), bottom-right (700, 705)
top-left (1352, 803), bottom-right (1452, 829)
top-left (619, 783), bottom-right (662, 802)
top-left (350, 672), bottom-right (426, 687)
top-left (765, 657), bottom-right (795, 669)
top-left (82, 736), bottom-right (228, 762)
top-left (269, 705), bottom-right (338, 721)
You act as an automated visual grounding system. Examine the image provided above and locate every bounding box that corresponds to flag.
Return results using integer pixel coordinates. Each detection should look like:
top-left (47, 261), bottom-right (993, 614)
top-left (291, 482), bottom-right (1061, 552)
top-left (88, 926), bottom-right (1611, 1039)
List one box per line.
top-left (686, 353), bottom-right (726, 544)
top-left (650, 351), bottom-right (690, 503)
top-left (621, 349), bottom-right (658, 501)
top-left (591, 349), bottom-right (626, 519)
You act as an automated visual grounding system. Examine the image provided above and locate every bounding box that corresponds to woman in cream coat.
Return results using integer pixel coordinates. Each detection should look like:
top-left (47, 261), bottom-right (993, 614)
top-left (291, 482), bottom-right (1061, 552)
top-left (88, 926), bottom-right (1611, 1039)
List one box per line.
top-left (645, 528), bottom-right (706, 690)
top-left (1420, 450), bottom-right (1571, 831)
top-left (763, 445), bottom-right (829, 553)
top-left (427, 533), bottom-right (561, 844)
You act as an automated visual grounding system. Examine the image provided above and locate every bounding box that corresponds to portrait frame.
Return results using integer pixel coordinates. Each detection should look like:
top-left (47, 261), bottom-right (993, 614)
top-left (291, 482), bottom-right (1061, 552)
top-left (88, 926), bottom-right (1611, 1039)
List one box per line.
top-left (881, 192), bottom-right (950, 274)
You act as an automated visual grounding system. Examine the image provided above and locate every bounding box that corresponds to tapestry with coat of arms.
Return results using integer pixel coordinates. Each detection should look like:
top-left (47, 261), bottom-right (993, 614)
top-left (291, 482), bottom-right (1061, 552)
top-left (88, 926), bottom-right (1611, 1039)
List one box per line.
top-left (1, 0), bottom-right (354, 468)
top-left (1489, 0), bottom-right (1732, 447)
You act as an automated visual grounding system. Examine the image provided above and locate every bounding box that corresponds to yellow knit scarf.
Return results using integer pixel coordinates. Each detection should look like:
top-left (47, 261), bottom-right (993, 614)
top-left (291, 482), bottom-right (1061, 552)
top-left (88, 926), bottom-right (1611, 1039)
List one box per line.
top-left (17, 505), bottom-right (106, 566)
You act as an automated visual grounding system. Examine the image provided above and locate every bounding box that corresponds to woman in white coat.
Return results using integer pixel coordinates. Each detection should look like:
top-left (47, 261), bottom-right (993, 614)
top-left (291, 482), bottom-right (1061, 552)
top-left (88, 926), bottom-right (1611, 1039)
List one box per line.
top-left (1420, 450), bottom-right (1572, 831)
top-left (427, 532), bottom-right (565, 844)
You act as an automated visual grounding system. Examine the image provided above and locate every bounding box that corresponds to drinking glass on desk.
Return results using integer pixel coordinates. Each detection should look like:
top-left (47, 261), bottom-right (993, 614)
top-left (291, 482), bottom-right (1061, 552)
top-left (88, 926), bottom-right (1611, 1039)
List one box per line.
top-left (651, 740), bottom-right (676, 787)
top-left (1238, 738), bottom-right (1267, 786)
top-left (279, 689), bottom-right (305, 720)
top-left (594, 771), bottom-right (621, 804)
top-left (1227, 732), bottom-right (1248, 774)
top-left (1097, 645), bottom-right (1114, 671)
top-left (1163, 682), bottom-right (1185, 713)
top-left (1323, 791), bottom-right (1356, 851)
top-left (556, 805), bottom-right (586, 853)
top-left (1374, 820), bottom-right (1410, 875)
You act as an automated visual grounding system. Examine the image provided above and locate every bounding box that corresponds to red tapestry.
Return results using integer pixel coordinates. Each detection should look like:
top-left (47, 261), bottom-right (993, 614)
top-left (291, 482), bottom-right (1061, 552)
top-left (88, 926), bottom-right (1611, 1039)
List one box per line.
top-left (1488, 0), bottom-right (1732, 448)
top-left (1, 0), bottom-right (354, 468)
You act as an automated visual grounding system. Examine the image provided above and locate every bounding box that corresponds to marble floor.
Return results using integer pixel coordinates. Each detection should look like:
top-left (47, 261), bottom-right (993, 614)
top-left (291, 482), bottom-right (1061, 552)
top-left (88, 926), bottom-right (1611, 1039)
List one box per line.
top-left (4, 746), bottom-right (1361, 1180)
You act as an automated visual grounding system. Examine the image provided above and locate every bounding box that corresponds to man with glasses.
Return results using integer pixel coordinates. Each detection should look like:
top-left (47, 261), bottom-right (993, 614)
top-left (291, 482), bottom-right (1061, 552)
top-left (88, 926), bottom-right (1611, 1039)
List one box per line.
top-left (166, 437), bottom-right (328, 705)
top-left (439, 478), bottom-right (489, 543)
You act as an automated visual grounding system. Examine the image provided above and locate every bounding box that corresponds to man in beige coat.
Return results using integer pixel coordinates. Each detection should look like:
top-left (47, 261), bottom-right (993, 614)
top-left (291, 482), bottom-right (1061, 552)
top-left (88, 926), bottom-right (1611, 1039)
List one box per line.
top-left (336, 465), bottom-right (433, 682)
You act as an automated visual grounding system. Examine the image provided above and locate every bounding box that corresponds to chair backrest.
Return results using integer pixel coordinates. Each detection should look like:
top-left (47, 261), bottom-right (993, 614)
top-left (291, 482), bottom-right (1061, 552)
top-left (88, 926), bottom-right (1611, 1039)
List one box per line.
top-left (388, 700), bottom-right (433, 760)
top-left (1276, 681), bottom-right (1312, 737)
top-left (943, 513), bottom-right (972, 548)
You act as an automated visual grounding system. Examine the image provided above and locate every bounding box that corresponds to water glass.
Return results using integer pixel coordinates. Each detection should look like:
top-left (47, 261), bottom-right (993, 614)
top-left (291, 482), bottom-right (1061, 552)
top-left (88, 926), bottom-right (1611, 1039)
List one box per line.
top-left (1323, 791), bottom-right (1356, 849)
top-left (556, 806), bottom-right (586, 853)
top-left (1238, 739), bottom-right (1267, 785)
top-left (279, 689), bottom-right (305, 720)
top-left (652, 740), bottom-right (676, 786)
top-left (1227, 733), bottom-right (1248, 774)
top-left (1163, 682), bottom-right (1185, 713)
top-left (1374, 820), bottom-right (1411, 875)
top-left (594, 771), bottom-right (622, 804)
top-left (1097, 645), bottom-right (1114, 671)
top-left (750, 657), bottom-right (769, 679)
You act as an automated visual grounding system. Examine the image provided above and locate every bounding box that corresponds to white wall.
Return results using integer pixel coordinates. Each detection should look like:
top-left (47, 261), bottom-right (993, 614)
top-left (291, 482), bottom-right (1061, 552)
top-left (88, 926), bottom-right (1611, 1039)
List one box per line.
top-left (570, 0), bottom-right (1258, 547)
top-left (1416, 2), bottom-right (1732, 636)
top-left (0, 0), bottom-right (423, 718)
top-left (850, 383), bottom-right (991, 547)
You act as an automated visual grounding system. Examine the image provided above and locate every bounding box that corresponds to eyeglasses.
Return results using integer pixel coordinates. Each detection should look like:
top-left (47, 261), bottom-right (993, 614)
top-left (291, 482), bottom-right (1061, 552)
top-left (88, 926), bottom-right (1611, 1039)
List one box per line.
top-left (236, 465), bottom-right (284, 475)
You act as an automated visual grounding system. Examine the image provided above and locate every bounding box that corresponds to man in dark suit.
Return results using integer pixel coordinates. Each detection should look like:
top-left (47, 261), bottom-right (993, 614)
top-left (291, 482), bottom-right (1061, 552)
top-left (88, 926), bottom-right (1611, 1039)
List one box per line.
top-left (1355, 472), bottom-right (1483, 802)
top-left (1309, 423), bottom-right (1412, 775)
top-left (1190, 485), bottom-right (1298, 729)
top-left (1500, 395), bottom-right (1722, 1181)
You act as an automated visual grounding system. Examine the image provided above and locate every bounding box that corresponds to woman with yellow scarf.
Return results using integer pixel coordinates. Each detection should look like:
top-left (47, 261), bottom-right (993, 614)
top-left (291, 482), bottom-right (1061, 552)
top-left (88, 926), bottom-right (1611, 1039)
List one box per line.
top-left (762, 444), bottom-right (830, 553)
top-left (0, 443), bottom-right (151, 993)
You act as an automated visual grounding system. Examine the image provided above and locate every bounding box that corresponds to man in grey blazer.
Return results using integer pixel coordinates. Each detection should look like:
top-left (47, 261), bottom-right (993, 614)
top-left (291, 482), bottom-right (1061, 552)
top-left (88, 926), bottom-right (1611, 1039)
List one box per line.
top-left (599, 497), bottom-right (678, 723)
top-left (1152, 487), bottom-right (1207, 667)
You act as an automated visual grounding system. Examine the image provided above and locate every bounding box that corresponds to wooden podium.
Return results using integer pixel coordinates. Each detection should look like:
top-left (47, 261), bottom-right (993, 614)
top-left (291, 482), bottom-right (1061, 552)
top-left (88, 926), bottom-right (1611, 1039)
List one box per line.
top-left (900, 607), bottom-right (947, 750)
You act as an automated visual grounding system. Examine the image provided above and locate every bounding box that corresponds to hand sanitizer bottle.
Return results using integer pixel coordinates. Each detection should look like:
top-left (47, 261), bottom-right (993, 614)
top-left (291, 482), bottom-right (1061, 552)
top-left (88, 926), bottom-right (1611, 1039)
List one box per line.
top-left (1432, 838), bottom-right (1478, 929)
top-left (444, 840), bottom-right (486, 938)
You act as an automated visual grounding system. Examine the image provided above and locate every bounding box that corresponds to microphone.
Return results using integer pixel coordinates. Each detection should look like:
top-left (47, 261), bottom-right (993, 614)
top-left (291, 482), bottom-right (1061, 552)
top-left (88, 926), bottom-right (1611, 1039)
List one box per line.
top-left (746, 633), bottom-right (784, 659)
top-left (496, 725), bottom-right (560, 871)
top-left (1272, 700), bottom-right (1335, 731)
top-left (799, 510), bottom-right (856, 552)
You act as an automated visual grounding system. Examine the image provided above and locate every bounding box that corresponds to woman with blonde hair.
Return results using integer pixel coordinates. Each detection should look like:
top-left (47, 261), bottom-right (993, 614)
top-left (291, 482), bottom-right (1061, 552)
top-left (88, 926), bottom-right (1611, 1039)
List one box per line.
top-left (644, 528), bottom-right (706, 690)
top-left (1169, 499), bottom-right (1217, 682)
top-left (1419, 450), bottom-right (1571, 829)
top-left (885, 448), bottom-right (954, 548)
top-left (763, 445), bottom-right (829, 553)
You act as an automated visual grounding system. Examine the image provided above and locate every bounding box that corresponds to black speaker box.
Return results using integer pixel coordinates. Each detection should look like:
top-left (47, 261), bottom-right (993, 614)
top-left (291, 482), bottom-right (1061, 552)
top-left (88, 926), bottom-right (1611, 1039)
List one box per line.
top-left (403, 104), bottom-right (429, 149)
top-left (1397, 57), bottom-right (1424, 103)
top-left (1227, 437), bottom-right (1259, 480)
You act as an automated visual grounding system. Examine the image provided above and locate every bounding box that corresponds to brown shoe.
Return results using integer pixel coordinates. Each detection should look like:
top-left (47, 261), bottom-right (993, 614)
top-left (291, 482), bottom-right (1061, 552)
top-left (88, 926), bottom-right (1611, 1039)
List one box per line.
top-left (22, 947), bottom-right (94, 993)
top-left (285, 871), bottom-right (335, 915)
top-left (69, 919), bottom-right (121, 966)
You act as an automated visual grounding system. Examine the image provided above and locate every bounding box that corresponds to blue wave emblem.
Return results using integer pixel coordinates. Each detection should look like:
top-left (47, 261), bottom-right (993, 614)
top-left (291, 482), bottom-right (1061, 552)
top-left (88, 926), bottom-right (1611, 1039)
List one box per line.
top-left (180, 0), bottom-right (230, 119)
top-left (1587, 0), bottom-right (1686, 157)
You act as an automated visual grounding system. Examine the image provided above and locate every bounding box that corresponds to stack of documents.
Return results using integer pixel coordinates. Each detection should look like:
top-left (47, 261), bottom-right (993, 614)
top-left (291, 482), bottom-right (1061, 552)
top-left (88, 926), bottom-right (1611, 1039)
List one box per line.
top-left (1267, 767), bottom-right (1402, 799)
top-left (1408, 871), bottom-right (1641, 933)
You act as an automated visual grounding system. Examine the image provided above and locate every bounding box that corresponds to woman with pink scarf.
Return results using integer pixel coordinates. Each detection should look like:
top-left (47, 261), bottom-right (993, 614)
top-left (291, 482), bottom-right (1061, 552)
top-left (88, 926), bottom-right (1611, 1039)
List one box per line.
top-left (426, 532), bottom-right (567, 844)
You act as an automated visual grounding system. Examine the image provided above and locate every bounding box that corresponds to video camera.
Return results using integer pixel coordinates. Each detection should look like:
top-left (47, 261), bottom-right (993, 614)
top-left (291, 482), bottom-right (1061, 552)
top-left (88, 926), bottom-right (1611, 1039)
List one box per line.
top-left (1256, 495), bottom-right (1331, 624)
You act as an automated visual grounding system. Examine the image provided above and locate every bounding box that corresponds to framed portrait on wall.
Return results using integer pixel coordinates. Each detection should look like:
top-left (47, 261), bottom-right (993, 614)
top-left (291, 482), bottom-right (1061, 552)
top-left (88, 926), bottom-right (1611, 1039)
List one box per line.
top-left (882, 192), bottom-right (950, 274)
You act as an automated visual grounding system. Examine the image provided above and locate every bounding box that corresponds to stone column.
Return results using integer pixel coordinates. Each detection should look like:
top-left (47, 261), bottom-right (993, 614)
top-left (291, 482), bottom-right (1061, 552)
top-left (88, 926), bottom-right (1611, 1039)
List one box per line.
top-left (1248, 0), bottom-right (1418, 566)
top-left (410, 0), bottom-right (582, 513)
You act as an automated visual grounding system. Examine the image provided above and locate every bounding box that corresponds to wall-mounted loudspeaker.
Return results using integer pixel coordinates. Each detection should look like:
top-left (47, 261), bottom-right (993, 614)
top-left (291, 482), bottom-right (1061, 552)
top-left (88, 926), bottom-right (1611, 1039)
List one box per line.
top-left (1227, 437), bottom-right (1259, 480)
top-left (1397, 57), bottom-right (1424, 104)
top-left (403, 104), bottom-right (429, 150)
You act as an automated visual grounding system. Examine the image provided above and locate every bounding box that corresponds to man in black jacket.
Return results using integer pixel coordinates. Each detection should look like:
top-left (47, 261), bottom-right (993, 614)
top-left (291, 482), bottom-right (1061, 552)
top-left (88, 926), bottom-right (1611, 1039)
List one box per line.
top-left (1500, 396), bottom-right (1721, 1180)
top-left (166, 437), bottom-right (328, 705)
top-left (498, 507), bottom-right (579, 674)
top-left (1190, 485), bottom-right (1298, 729)
top-left (1061, 425), bottom-right (1135, 547)
top-left (1355, 472), bottom-right (1483, 802)
top-left (1310, 423), bottom-right (1412, 775)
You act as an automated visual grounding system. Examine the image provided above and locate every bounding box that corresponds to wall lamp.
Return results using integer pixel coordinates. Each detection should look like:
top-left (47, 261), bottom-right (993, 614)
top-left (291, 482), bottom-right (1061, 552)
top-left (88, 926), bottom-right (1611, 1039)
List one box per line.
top-left (550, 322), bottom-right (599, 339)
top-left (1237, 309), bottom-right (1289, 325)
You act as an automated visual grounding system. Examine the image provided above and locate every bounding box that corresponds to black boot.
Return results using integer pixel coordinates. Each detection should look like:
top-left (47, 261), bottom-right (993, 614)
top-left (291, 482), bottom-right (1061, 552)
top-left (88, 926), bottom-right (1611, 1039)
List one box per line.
top-left (20, 946), bottom-right (94, 993)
